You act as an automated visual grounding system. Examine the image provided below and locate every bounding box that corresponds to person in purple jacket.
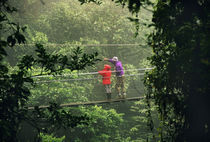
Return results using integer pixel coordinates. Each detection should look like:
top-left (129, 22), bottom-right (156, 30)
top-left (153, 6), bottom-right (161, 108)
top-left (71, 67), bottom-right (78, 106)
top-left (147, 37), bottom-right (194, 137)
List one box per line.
top-left (104, 56), bottom-right (126, 99)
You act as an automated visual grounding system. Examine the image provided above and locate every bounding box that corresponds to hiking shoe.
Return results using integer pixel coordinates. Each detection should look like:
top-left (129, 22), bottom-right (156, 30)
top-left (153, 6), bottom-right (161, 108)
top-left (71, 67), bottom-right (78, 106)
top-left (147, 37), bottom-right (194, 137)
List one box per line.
top-left (118, 94), bottom-right (122, 99)
top-left (122, 93), bottom-right (126, 99)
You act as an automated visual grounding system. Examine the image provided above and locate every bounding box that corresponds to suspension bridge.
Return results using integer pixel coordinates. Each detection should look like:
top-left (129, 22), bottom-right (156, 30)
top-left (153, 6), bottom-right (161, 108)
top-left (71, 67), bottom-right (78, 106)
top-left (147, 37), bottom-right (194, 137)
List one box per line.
top-left (28, 67), bottom-right (153, 109)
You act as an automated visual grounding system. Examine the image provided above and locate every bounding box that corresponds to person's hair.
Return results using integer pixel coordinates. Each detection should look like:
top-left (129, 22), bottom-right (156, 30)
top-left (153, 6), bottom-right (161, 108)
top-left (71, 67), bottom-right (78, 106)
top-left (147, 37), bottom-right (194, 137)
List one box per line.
top-left (112, 56), bottom-right (118, 61)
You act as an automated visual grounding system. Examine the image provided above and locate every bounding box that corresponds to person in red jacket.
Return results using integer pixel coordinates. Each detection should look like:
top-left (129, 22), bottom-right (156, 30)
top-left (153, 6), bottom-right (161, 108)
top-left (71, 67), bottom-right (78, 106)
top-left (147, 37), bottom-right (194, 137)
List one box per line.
top-left (98, 64), bottom-right (112, 100)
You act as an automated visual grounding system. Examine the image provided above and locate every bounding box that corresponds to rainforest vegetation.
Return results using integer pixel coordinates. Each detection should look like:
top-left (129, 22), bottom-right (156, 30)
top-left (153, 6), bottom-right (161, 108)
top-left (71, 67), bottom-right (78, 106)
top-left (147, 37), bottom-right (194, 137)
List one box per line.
top-left (0, 0), bottom-right (209, 142)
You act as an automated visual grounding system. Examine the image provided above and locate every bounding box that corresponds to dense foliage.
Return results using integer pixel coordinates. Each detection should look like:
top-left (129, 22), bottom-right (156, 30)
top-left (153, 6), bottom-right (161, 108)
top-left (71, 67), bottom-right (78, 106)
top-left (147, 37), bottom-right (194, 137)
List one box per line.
top-left (0, 0), bottom-right (100, 141)
top-left (12, 0), bottom-right (150, 44)
top-left (143, 0), bottom-right (210, 141)
top-left (3, 0), bottom-right (208, 141)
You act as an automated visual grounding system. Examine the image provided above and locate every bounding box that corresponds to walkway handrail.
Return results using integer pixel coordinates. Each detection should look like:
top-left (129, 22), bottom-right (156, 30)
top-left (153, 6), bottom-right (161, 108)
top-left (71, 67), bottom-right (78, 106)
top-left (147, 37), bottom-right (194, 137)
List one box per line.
top-left (32, 67), bottom-right (154, 78)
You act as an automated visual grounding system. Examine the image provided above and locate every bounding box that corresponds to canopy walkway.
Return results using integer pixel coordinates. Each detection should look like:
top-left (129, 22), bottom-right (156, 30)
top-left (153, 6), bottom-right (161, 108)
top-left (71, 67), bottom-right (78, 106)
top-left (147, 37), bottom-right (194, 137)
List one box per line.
top-left (28, 96), bottom-right (144, 110)
top-left (28, 67), bottom-right (152, 110)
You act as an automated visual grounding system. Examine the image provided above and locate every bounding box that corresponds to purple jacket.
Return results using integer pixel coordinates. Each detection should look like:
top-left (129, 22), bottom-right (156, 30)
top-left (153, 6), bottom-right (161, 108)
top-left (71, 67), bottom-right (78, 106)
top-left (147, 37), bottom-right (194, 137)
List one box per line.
top-left (109, 59), bottom-right (124, 76)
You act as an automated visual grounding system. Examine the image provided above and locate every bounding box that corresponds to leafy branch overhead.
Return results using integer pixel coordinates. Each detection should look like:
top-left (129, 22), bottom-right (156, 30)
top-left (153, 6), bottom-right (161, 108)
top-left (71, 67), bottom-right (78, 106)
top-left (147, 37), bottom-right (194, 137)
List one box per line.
top-left (18, 44), bottom-right (101, 75)
top-left (68, 46), bottom-right (101, 70)
top-left (7, 24), bottom-right (26, 47)
top-left (78, 0), bottom-right (102, 5)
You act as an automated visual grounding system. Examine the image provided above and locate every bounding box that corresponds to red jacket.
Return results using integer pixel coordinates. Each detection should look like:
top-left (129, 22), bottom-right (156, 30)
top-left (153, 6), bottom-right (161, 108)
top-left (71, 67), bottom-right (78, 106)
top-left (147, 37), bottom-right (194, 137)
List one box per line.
top-left (98, 64), bottom-right (111, 85)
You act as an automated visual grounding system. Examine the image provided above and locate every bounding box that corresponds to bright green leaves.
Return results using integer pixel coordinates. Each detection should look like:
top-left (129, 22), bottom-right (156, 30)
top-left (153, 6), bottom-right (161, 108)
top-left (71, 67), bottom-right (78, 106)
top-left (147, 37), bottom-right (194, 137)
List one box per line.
top-left (27, 0), bottom-right (150, 44)
top-left (40, 133), bottom-right (65, 142)
top-left (69, 106), bottom-right (123, 141)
